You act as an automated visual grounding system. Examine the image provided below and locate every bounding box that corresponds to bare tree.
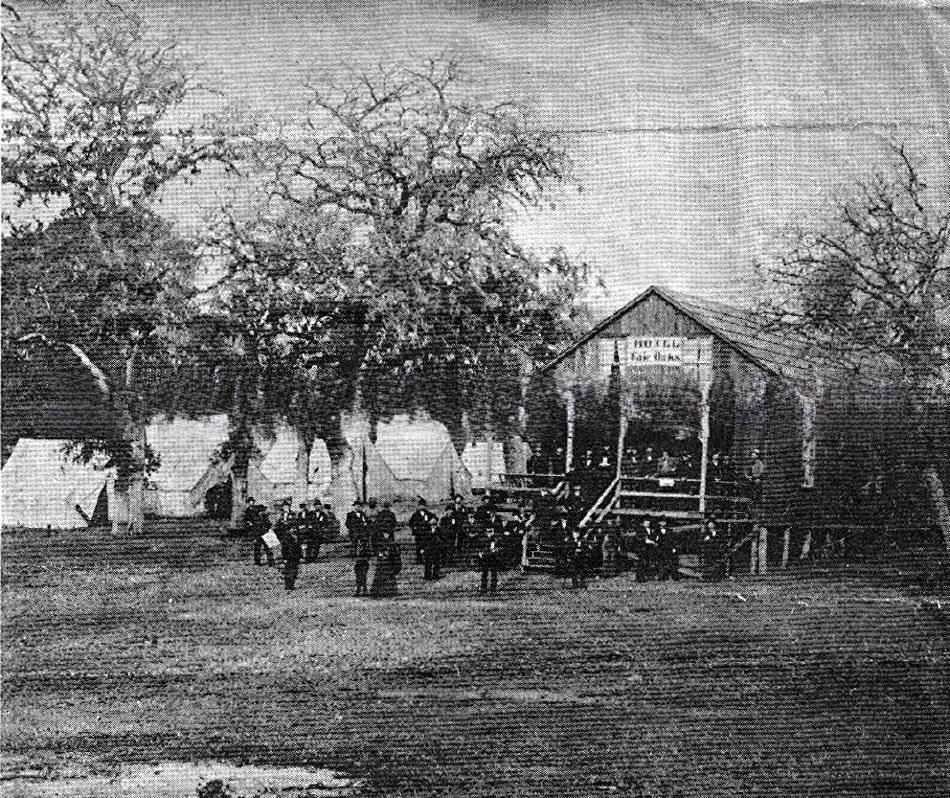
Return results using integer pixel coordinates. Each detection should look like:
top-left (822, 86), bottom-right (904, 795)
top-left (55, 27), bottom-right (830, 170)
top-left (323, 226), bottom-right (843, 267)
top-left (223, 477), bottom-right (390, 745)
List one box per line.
top-left (758, 145), bottom-right (950, 550)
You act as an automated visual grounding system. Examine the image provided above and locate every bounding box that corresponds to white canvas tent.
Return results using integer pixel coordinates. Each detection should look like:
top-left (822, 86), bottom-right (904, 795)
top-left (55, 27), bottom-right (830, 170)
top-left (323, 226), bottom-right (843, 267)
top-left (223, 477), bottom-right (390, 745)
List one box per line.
top-left (421, 442), bottom-right (472, 501)
top-left (1, 439), bottom-right (112, 529)
top-left (350, 435), bottom-right (400, 501)
top-left (144, 415), bottom-right (230, 516)
top-left (462, 439), bottom-right (507, 490)
top-left (257, 422), bottom-right (331, 503)
top-left (374, 415), bottom-right (473, 501)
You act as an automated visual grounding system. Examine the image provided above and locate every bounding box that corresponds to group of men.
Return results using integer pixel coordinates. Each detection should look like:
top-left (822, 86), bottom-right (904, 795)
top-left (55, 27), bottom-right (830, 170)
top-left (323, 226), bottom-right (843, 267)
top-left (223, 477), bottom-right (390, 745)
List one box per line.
top-left (244, 498), bottom-right (341, 590)
top-left (240, 477), bottom-right (739, 596)
top-left (406, 495), bottom-right (524, 594)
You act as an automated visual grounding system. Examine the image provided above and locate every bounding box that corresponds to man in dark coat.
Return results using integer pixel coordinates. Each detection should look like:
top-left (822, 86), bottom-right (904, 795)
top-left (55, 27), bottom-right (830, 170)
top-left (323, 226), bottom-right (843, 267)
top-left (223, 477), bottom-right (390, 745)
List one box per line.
top-left (247, 500), bottom-right (273, 565)
top-left (564, 527), bottom-right (587, 588)
top-left (444, 495), bottom-right (470, 560)
top-left (478, 528), bottom-right (502, 595)
top-left (346, 500), bottom-right (369, 557)
top-left (279, 526), bottom-right (302, 591)
top-left (353, 532), bottom-right (373, 597)
top-left (321, 503), bottom-right (341, 542)
top-left (656, 516), bottom-right (679, 580)
top-left (473, 495), bottom-right (496, 550)
top-left (372, 501), bottom-right (398, 550)
top-left (701, 519), bottom-right (726, 581)
top-left (299, 502), bottom-right (320, 563)
top-left (370, 538), bottom-right (402, 598)
top-left (408, 498), bottom-right (437, 564)
top-left (424, 514), bottom-right (445, 580)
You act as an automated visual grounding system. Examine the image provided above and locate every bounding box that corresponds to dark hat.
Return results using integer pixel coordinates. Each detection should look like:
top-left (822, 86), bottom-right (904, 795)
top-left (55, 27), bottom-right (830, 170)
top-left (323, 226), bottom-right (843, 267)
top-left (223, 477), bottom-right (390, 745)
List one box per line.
top-left (418, 497), bottom-right (427, 505)
top-left (323, 504), bottom-right (331, 510)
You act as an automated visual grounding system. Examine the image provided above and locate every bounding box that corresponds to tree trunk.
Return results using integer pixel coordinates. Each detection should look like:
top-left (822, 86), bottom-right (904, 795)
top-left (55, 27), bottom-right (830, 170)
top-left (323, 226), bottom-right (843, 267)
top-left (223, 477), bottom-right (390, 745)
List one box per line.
top-left (923, 466), bottom-right (950, 553)
top-left (113, 419), bottom-right (147, 534)
top-left (128, 475), bottom-right (144, 534)
top-left (112, 480), bottom-right (129, 535)
top-left (781, 526), bottom-right (791, 568)
top-left (230, 465), bottom-right (248, 530)
top-left (294, 427), bottom-right (313, 505)
top-left (326, 424), bottom-right (357, 516)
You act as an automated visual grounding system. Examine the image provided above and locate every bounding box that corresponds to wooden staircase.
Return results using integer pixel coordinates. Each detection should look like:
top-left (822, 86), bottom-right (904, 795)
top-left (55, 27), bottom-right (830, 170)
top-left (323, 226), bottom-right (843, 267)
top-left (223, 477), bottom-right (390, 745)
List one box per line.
top-left (509, 470), bottom-right (758, 578)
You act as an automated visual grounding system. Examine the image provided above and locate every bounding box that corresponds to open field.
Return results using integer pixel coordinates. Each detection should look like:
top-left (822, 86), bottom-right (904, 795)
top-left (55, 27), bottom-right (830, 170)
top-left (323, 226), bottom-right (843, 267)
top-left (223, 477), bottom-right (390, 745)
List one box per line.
top-left (2, 520), bottom-right (950, 797)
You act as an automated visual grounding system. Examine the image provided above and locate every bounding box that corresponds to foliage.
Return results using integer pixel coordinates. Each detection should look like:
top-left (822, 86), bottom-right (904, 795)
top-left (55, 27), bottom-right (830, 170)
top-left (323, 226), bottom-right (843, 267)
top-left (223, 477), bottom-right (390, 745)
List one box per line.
top-left (2, 4), bottom-right (230, 219)
top-left (758, 145), bottom-right (950, 410)
top-left (1, 4), bottom-right (229, 492)
top-left (235, 55), bottom-right (591, 448)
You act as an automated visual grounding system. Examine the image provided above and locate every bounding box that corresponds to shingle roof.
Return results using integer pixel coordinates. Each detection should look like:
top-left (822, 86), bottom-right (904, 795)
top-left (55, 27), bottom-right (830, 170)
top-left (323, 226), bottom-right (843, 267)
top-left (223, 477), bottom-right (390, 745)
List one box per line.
top-left (544, 285), bottom-right (835, 389)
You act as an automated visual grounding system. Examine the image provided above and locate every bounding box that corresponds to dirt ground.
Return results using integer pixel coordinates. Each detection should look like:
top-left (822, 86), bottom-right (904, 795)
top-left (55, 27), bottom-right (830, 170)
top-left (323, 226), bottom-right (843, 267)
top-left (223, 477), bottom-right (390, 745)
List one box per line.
top-left (2, 520), bottom-right (949, 797)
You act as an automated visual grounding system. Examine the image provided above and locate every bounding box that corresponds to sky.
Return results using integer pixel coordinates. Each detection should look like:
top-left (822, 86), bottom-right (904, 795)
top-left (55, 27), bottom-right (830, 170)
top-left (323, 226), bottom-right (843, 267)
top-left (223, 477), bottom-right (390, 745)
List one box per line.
top-left (15, 0), bottom-right (950, 316)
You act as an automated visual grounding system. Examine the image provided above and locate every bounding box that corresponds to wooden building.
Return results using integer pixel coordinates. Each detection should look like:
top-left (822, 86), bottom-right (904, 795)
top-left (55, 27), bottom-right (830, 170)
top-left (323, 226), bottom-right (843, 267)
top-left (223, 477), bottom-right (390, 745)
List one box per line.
top-left (530, 285), bottom-right (906, 545)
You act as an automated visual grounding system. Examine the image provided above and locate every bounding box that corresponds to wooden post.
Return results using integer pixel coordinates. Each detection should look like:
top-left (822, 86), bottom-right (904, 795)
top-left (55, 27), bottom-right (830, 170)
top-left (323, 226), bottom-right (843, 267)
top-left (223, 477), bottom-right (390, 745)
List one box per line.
top-left (698, 381), bottom-right (712, 515)
top-left (564, 388), bottom-right (575, 473)
top-left (781, 526), bottom-right (791, 568)
top-left (800, 528), bottom-right (812, 560)
top-left (616, 414), bottom-right (627, 479)
top-left (757, 524), bottom-right (768, 575)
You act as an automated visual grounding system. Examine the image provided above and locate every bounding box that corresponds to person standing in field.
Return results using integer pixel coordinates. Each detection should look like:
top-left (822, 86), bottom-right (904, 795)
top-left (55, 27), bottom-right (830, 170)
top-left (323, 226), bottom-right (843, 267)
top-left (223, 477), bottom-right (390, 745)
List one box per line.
top-left (701, 518), bottom-right (725, 581)
top-left (409, 498), bottom-right (437, 564)
top-left (324, 503), bottom-right (341, 541)
top-left (279, 525), bottom-right (302, 591)
top-left (370, 537), bottom-right (402, 598)
top-left (299, 502), bottom-right (319, 563)
top-left (353, 532), bottom-right (373, 597)
top-left (656, 517), bottom-right (679, 580)
top-left (564, 527), bottom-right (587, 588)
top-left (346, 499), bottom-right (368, 556)
top-left (477, 526), bottom-right (502, 595)
top-left (424, 512), bottom-right (446, 580)
top-left (372, 500), bottom-right (398, 551)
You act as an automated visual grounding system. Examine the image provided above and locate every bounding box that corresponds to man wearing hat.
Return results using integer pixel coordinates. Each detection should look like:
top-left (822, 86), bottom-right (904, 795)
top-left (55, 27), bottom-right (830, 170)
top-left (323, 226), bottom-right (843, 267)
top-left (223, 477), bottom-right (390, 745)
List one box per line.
top-left (321, 502), bottom-right (340, 544)
top-left (298, 502), bottom-right (319, 563)
top-left (277, 520), bottom-right (302, 591)
top-left (656, 516), bottom-right (679, 580)
top-left (353, 527), bottom-right (373, 596)
top-left (443, 494), bottom-right (470, 560)
top-left (637, 515), bottom-right (658, 581)
top-left (746, 449), bottom-right (766, 508)
top-left (408, 498), bottom-right (437, 564)
top-left (372, 500), bottom-right (398, 551)
top-left (346, 499), bottom-right (369, 557)
top-left (477, 526), bottom-right (502, 595)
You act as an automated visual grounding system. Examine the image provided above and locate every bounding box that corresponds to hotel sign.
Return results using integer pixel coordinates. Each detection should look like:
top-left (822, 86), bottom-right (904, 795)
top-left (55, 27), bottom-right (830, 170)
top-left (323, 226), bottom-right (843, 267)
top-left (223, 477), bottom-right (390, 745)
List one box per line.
top-left (628, 337), bottom-right (684, 367)
top-left (595, 336), bottom-right (712, 372)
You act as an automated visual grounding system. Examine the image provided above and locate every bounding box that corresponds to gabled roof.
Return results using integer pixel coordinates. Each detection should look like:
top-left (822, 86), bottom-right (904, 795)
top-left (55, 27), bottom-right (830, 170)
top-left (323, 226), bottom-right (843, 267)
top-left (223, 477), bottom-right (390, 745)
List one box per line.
top-left (543, 284), bottom-right (831, 388)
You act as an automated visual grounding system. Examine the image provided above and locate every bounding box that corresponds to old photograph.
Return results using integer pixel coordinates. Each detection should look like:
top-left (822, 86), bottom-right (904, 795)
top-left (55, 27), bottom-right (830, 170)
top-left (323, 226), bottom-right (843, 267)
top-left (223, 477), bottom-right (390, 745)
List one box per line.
top-left (2, 1), bottom-right (949, 796)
